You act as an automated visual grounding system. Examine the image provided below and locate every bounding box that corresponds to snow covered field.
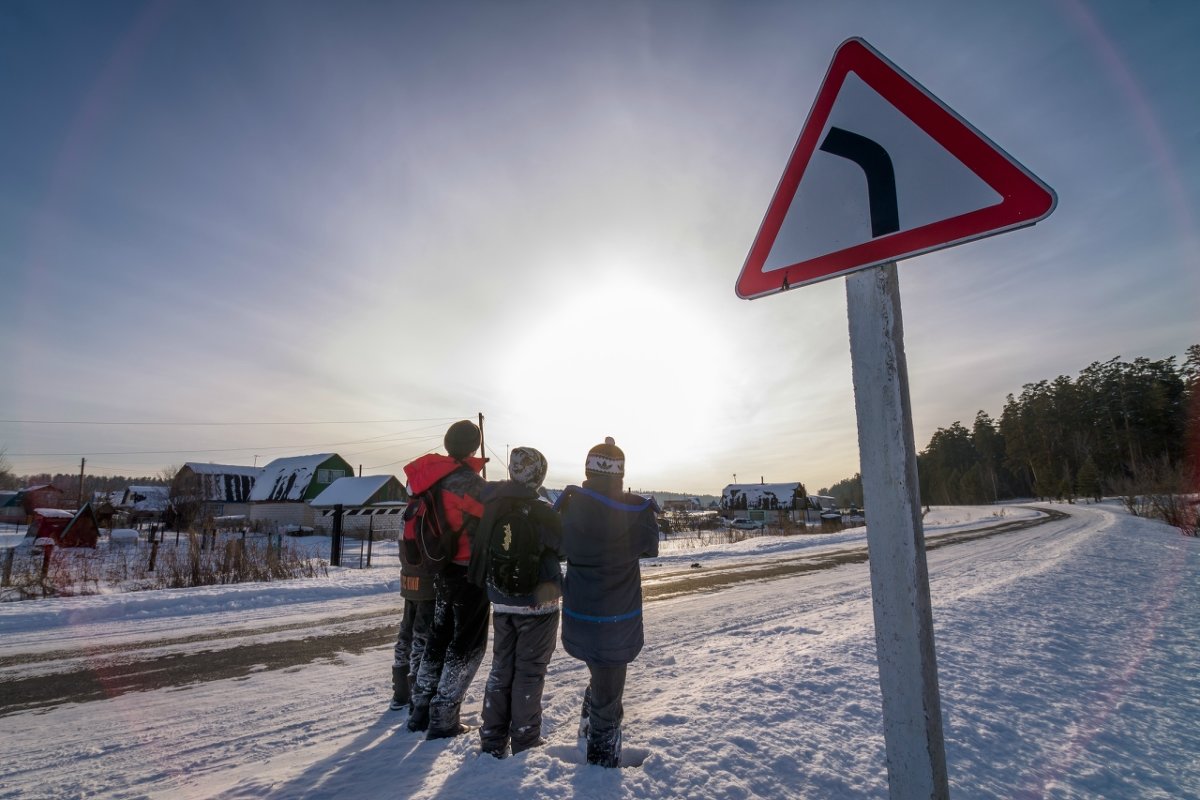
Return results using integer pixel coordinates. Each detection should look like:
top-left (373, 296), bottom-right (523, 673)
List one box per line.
top-left (0, 503), bottom-right (1196, 799)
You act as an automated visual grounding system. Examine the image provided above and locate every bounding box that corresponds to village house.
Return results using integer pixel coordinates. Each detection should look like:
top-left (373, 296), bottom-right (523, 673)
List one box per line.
top-left (169, 462), bottom-right (260, 529)
top-left (2, 484), bottom-right (69, 526)
top-left (662, 498), bottom-right (703, 513)
top-left (120, 485), bottom-right (170, 527)
top-left (720, 482), bottom-right (840, 526)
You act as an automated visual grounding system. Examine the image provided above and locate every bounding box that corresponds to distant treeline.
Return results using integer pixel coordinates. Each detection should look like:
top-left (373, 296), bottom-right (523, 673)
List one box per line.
top-left (822, 345), bottom-right (1200, 507)
top-left (3, 473), bottom-right (167, 500)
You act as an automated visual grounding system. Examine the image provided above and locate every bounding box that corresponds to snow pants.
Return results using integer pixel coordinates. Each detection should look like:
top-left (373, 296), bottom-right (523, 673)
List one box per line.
top-left (411, 564), bottom-right (490, 734)
top-left (479, 609), bottom-right (560, 755)
top-left (392, 597), bottom-right (434, 704)
top-left (581, 663), bottom-right (627, 767)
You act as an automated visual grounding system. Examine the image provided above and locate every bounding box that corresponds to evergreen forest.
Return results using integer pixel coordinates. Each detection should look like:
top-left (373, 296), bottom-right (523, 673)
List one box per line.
top-left (823, 345), bottom-right (1200, 508)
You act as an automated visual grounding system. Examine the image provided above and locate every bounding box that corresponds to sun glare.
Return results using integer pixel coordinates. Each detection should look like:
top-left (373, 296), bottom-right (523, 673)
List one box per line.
top-left (492, 265), bottom-right (732, 484)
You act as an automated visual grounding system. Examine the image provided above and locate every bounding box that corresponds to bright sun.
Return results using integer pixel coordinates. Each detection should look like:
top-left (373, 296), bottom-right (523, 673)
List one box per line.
top-left (490, 264), bottom-right (733, 485)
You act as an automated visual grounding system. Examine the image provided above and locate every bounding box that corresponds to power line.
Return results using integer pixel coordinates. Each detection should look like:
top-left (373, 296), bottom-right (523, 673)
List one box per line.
top-left (4, 425), bottom-right (451, 458)
top-left (485, 442), bottom-right (508, 467)
top-left (0, 416), bottom-right (462, 427)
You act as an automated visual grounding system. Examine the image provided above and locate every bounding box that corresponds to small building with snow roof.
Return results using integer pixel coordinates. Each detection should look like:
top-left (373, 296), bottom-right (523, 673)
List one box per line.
top-left (310, 475), bottom-right (407, 536)
top-left (248, 453), bottom-right (355, 531)
top-left (23, 504), bottom-right (101, 548)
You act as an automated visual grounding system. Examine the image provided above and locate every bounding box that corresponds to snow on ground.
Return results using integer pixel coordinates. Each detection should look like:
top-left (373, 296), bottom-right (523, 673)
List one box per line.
top-left (0, 502), bottom-right (1196, 799)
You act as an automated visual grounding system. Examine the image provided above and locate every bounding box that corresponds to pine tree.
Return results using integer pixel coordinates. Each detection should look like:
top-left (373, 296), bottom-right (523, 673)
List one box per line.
top-left (1076, 456), bottom-right (1102, 503)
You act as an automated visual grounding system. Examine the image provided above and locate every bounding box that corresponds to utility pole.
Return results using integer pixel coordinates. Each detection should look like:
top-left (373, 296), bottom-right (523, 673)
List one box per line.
top-left (77, 457), bottom-right (86, 510)
top-left (478, 412), bottom-right (487, 479)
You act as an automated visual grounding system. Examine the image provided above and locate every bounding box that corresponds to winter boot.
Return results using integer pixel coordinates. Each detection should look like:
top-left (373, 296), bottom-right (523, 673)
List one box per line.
top-left (481, 742), bottom-right (509, 759)
top-left (577, 686), bottom-right (592, 741)
top-left (389, 665), bottom-right (410, 711)
top-left (586, 726), bottom-right (622, 769)
top-left (479, 723), bottom-right (510, 758)
top-left (406, 699), bottom-right (430, 732)
top-left (511, 735), bottom-right (546, 755)
top-left (426, 701), bottom-right (471, 740)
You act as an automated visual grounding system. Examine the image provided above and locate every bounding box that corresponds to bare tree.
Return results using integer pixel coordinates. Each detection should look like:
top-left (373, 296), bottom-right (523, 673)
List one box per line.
top-left (0, 446), bottom-right (17, 490)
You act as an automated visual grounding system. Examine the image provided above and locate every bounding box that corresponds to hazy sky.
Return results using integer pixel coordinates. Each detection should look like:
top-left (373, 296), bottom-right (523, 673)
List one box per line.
top-left (2, 0), bottom-right (1197, 495)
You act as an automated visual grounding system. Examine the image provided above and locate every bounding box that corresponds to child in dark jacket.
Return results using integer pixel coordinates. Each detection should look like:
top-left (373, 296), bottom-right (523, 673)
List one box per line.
top-left (555, 437), bottom-right (659, 768)
top-left (468, 446), bottom-right (564, 757)
top-left (390, 530), bottom-right (434, 711)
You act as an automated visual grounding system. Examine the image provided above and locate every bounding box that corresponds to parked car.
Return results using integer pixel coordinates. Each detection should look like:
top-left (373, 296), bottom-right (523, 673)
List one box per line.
top-left (730, 518), bottom-right (765, 530)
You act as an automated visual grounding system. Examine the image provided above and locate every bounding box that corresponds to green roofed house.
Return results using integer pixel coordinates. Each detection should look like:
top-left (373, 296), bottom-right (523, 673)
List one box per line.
top-left (248, 453), bottom-right (355, 533)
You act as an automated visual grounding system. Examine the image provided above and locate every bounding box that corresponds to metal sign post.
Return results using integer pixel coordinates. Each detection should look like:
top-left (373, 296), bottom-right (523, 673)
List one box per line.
top-left (736, 37), bottom-right (1056, 799)
top-left (847, 262), bottom-right (947, 798)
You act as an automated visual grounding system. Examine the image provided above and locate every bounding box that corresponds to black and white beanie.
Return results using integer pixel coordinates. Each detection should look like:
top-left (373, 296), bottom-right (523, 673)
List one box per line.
top-left (585, 437), bottom-right (625, 478)
top-left (508, 446), bottom-right (548, 489)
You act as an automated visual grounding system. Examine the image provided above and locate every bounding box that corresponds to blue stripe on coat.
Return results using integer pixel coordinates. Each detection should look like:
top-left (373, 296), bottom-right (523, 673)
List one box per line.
top-left (562, 606), bottom-right (642, 623)
top-left (553, 485), bottom-right (655, 513)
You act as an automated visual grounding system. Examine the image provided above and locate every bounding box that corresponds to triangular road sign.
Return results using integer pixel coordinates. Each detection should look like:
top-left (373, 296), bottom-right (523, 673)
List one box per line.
top-left (736, 37), bottom-right (1056, 299)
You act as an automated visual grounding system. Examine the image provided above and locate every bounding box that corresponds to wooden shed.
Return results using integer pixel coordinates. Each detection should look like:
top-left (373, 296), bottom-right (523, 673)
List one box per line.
top-left (24, 504), bottom-right (101, 548)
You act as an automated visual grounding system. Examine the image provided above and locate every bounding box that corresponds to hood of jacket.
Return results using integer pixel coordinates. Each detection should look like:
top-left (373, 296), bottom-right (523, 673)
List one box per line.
top-left (480, 480), bottom-right (541, 504)
top-left (403, 453), bottom-right (486, 495)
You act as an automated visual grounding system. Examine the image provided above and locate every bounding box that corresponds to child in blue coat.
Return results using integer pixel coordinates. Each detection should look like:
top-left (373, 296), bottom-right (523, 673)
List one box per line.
top-left (555, 437), bottom-right (659, 768)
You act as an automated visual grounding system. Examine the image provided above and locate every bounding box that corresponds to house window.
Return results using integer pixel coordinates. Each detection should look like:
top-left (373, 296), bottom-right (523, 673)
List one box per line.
top-left (317, 469), bottom-right (346, 484)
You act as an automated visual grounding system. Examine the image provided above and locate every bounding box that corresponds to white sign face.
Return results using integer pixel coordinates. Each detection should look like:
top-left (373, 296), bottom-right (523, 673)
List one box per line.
top-left (765, 72), bottom-right (1004, 271)
top-left (737, 38), bottom-right (1056, 299)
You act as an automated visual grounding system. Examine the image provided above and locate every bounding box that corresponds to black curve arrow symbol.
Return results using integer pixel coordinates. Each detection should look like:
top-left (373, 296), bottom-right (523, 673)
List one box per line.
top-left (819, 126), bottom-right (900, 238)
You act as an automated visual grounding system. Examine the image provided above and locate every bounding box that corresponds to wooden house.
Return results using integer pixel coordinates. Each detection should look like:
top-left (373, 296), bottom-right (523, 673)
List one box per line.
top-left (18, 484), bottom-right (65, 515)
top-left (170, 462), bottom-right (260, 528)
top-left (120, 486), bottom-right (170, 526)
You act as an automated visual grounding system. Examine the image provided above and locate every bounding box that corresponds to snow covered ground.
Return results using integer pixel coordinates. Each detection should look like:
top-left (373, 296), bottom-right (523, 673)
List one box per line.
top-left (0, 502), bottom-right (1196, 799)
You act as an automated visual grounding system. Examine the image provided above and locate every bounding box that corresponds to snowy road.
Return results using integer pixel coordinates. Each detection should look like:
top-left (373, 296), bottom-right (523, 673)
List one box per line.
top-left (0, 503), bottom-right (1195, 799)
top-left (0, 508), bottom-right (1061, 716)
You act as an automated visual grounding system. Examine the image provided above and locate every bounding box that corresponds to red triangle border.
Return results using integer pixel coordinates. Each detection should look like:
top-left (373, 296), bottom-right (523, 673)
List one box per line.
top-left (736, 38), bottom-right (1056, 300)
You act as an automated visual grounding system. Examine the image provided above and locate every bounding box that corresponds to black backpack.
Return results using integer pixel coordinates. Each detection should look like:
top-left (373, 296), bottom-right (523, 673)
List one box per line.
top-left (486, 499), bottom-right (543, 596)
top-left (403, 488), bottom-right (460, 573)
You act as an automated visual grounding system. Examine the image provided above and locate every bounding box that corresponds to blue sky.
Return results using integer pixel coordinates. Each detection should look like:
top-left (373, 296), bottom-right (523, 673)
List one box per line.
top-left (2, 0), bottom-right (1197, 494)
